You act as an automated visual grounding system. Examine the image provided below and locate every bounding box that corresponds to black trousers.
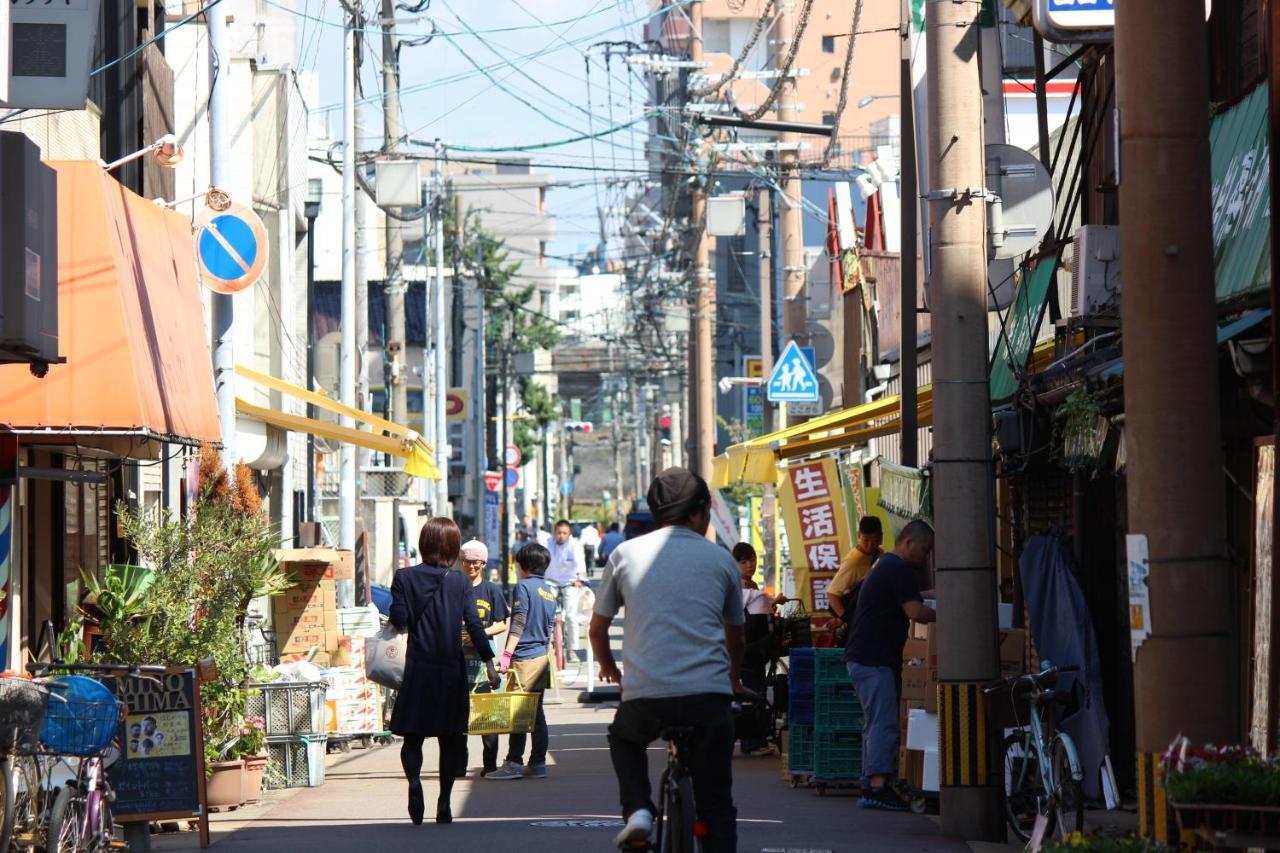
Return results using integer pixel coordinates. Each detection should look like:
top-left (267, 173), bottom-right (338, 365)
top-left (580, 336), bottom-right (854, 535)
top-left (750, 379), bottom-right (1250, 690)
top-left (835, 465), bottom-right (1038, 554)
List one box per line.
top-left (607, 694), bottom-right (737, 853)
top-left (401, 733), bottom-right (466, 803)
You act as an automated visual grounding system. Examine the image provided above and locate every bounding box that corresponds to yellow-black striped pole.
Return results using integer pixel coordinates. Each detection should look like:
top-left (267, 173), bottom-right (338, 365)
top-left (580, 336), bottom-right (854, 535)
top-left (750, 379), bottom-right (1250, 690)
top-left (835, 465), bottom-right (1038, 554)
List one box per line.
top-left (938, 683), bottom-right (990, 788)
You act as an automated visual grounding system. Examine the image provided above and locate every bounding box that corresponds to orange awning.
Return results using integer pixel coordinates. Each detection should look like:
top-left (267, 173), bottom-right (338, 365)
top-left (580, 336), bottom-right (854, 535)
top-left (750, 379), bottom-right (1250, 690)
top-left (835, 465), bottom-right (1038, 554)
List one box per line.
top-left (0, 162), bottom-right (220, 443)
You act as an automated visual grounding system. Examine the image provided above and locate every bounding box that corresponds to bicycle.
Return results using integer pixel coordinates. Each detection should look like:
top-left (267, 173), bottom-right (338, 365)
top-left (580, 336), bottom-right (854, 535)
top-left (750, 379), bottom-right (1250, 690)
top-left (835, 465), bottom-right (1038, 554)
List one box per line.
top-left (645, 726), bottom-right (703, 853)
top-left (0, 675), bottom-right (55, 851)
top-left (985, 662), bottom-right (1085, 843)
top-left (26, 660), bottom-right (166, 853)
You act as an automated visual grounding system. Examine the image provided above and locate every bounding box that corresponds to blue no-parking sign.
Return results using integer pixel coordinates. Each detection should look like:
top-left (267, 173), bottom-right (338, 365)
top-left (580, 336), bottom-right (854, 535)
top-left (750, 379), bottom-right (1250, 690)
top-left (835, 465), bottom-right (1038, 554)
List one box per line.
top-left (194, 197), bottom-right (269, 294)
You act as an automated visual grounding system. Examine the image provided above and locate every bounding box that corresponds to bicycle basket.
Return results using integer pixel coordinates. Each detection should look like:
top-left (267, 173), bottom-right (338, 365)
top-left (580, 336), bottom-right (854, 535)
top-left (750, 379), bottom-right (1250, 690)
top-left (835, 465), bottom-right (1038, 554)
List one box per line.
top-left (39, 676), bottom-right (120, 757)
top-left (468, 672), bottom-right (539, 736)
top-left (0, 677), bottom-right (51, 754)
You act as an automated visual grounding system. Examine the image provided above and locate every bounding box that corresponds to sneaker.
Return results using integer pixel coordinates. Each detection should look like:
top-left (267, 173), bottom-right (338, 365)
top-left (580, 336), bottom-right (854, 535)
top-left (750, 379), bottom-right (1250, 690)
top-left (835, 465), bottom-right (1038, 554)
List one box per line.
top-left (479, 766), bottom-right (499, 777)
top-left (523, 762), bottom-right (548, 779)
top-left (613, 808), bottom-right (654, 848)
top-left (485, 761), bottom-right (525, 781)
top-left (748, 744), bottom-right (776, 757)
top-left (858, 785), bottom-right (910, 812)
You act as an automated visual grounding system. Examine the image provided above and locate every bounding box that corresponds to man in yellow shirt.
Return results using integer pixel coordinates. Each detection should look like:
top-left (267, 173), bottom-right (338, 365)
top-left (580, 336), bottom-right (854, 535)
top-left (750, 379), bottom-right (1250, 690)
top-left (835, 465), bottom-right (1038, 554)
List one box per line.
top-left (828, 516), bottom-right (884, 624)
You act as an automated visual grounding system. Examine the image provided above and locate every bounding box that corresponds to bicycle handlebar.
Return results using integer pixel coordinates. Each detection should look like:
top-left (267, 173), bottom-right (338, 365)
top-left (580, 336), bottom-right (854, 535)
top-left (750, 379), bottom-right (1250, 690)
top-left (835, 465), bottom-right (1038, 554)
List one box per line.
top-left (27, 661), bottom-right (167, 677)
top-left (983, 664), bottom-right (1080, 695)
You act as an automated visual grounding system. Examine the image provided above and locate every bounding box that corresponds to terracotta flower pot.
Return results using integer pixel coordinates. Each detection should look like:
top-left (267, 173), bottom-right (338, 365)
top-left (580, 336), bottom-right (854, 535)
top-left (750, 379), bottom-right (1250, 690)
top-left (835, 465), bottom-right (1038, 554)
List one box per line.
top-left (207, 759), bottom-right (246, 812)
top-left (243, 754), bottom-right (268, 804)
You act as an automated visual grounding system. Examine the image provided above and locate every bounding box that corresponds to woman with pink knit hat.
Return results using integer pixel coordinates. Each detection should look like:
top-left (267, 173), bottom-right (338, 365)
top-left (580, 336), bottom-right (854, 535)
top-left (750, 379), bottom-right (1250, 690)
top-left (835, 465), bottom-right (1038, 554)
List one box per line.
top-left (459, 538), bottom-right (510, 776)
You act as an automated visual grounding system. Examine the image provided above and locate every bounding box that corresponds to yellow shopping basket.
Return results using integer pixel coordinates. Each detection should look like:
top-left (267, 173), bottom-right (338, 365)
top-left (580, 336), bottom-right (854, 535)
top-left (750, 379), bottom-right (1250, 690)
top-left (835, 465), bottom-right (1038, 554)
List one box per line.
top-left (468, 670), bottom-right (540, 735)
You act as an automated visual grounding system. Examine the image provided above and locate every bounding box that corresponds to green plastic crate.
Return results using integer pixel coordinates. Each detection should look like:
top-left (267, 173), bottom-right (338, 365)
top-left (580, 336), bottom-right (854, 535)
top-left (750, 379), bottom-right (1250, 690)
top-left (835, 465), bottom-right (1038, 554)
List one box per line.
top-left (814, 729), bottom-right (862, 781)
top-left (814, 649), bottom-right (849, 685)
top-left (815, 682), bottom-right (865, 731)
top-left (787, 724), bottom-right (814, 773)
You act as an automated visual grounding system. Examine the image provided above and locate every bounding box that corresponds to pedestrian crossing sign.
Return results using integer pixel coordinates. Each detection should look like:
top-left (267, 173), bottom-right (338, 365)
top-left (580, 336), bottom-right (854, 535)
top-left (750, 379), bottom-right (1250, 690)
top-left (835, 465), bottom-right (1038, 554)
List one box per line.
top-left (767, 341), bottom-right (820, 402)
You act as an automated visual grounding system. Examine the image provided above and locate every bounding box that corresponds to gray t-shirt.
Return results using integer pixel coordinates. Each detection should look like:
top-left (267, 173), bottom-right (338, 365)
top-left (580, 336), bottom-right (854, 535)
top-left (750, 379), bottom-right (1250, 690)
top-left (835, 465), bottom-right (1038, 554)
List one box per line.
top-left (593, 526), bottom-right (745, 700)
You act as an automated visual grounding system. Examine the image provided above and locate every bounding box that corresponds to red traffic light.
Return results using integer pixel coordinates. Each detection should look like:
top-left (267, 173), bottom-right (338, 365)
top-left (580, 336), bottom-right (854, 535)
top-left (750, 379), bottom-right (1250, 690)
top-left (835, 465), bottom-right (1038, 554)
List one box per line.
top-left (660, 415), bottom-right (672, 429)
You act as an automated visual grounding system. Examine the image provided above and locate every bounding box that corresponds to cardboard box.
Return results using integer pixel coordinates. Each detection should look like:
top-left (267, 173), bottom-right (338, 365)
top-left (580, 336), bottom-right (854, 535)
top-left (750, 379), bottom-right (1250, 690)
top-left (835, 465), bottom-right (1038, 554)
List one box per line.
top-left (273, 581), bottom-right (338, 614)
top-left (274, 548), bottom-right (357, 581)
top-left (999, 628), bottom-right (1026, 669)
top-left (901, 662), bottom-right (933, 704)
top-left (899, 747), bottom-right (925, 790)
top-left (902, 637), bottom-right (929, 664)
top-left (280, 628), bottom-right (339, 655)
top-left (274, 609), bottom-right (335, 632)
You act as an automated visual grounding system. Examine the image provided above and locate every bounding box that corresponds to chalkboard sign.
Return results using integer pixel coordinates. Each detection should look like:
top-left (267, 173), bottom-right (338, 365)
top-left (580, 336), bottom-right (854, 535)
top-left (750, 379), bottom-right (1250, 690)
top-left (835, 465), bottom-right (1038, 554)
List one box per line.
top-left (102, 669), bottom-right (209, 844)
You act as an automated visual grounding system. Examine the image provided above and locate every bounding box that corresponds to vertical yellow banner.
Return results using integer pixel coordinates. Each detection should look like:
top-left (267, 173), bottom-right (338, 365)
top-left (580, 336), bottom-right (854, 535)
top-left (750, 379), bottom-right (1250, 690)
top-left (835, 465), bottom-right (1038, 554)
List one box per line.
top-left (779, 456), bottom-right (853, 642)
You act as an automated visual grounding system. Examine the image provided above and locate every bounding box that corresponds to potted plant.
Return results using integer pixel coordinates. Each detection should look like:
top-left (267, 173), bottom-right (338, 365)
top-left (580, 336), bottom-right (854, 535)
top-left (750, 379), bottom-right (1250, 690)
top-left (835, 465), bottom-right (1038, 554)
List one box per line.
top-left (1040, 833), bottom-right (1173, 852)
top-left (231, 714), bottom-right (268, 804)
top-left (1163, 739), bottom-right (1280, 842)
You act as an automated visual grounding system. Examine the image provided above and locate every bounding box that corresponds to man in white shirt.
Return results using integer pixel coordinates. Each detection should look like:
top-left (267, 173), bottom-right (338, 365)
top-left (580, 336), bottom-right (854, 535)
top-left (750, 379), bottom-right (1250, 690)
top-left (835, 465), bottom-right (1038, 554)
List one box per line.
top-left (545, 520), bottom-right (581, 585)
top-left (591, 468), bottom-right (745, 851)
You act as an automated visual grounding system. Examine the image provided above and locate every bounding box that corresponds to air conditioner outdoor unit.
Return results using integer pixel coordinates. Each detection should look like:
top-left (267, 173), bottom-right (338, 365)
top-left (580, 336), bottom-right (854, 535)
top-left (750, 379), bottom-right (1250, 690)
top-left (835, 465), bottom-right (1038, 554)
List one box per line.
top-left (1070, 224), bottom-right (1120, 318)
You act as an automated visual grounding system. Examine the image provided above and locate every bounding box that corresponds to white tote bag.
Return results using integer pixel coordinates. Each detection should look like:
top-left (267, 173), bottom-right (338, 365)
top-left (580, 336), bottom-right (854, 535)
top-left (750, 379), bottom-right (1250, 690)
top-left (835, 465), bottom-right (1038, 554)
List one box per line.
top-left (364, 624), bottom-right (407, 689)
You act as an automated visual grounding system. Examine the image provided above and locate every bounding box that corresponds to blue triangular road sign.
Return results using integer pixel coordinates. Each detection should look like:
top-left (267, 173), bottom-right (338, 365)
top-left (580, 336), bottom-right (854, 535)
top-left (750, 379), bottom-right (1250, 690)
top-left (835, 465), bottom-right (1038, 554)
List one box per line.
top-left (767, 341), bottom-right (821, 402)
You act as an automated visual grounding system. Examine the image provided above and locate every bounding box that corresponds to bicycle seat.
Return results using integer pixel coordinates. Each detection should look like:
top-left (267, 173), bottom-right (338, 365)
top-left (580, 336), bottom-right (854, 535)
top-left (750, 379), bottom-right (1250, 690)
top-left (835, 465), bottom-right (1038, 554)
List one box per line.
top-left (660, 726), bottom-right (696, 742)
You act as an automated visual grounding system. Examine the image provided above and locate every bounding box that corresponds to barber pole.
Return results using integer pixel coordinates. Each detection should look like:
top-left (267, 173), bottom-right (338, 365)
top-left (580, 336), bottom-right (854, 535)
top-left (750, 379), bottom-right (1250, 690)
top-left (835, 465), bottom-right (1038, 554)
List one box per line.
top-left (0, 486), bottom-right (11, 669)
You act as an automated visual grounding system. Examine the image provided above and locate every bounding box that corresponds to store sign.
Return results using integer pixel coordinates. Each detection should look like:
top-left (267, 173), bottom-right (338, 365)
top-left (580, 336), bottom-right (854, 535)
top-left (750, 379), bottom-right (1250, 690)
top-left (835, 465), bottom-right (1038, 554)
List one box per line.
top-left (0, 0), bottom-right (102, 109)
top-left (103, 669), bottom-right (209, 843)
top-left (1034, 0), bottom-right (1211, 43)
top-left (744, 356), bottom-right (763, 435)
top-left (779, 458), bottom-right (853, 626)
top-left (1125, 534), bottom-right (1152, 661)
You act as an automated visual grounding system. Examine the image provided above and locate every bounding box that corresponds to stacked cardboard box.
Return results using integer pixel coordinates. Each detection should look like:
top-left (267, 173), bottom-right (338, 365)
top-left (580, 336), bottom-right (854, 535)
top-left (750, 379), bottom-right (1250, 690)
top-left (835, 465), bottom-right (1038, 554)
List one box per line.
top-left (323, 666), bottom-right (383, 734)
top-left (272, 549), bottom-right (355, 666)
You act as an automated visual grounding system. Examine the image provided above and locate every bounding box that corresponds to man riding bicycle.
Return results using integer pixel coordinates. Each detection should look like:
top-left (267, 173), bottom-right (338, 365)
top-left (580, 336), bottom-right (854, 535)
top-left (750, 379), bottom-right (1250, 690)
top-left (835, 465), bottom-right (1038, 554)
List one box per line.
top-left (589, 468), bottom-right (746, 852)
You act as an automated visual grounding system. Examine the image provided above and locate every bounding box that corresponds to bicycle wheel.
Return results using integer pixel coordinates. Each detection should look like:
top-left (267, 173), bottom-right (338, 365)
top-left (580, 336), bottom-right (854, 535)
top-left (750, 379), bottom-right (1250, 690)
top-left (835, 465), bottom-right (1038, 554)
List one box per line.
top-left (8, 754), bottom-right (41, 849)
top-left (1000, 734), bottom-right (1050, 842)
top-left (0, 754), bottom-right (14, 852)
top-left (48, 785), bottom-right (85, 853)
top-left (1051, 739), bottom-right (1084, 840)
top-left (659, 773), bottom-right (696, 853)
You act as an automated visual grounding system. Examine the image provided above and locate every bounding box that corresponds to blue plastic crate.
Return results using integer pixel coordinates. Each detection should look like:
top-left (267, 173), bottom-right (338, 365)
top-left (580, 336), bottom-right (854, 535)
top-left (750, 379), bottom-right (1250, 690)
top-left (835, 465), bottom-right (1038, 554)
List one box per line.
top-left (814, 649), bottom-right (848, 685)
top-left (786, 724), bottom-right (814, 773)
top-left (789, 694), bottom-right (814, 726)
top-left (788, 649), bottom-right (815, 725)
top-left (814, 729), bottom-right (862, 781)
top-left (788, 648), bottom-right (814, 683)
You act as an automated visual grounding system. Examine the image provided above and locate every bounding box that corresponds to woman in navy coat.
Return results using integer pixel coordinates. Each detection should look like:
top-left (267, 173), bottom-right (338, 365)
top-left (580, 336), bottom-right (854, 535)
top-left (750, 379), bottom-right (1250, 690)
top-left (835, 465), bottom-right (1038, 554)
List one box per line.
top-left (389, 516), bottom-right (498, 825)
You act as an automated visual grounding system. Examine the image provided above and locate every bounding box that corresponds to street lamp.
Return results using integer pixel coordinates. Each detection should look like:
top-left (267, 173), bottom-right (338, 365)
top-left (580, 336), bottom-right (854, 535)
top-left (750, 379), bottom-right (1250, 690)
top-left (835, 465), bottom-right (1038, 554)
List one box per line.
top-left (304, 178), bottom-right (323, 524)
top-left (857, 94), bottom-right (899, 109)
top-left (100, 133), bottom-right (185, 171)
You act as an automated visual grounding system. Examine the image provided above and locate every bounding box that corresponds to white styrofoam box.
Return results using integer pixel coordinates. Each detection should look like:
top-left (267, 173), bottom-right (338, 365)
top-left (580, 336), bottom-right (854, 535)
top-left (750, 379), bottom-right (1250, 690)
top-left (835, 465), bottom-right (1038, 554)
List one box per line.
top-left (906, 709), bottom-right (939, 752)
top-left (337, 605), bottom-right (381, 638)
top-left (920, 749), bottom-right (940, 792)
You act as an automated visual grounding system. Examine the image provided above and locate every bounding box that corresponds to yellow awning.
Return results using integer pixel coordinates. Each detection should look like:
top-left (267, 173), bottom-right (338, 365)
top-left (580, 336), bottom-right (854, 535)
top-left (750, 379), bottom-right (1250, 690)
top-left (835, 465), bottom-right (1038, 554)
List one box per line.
top-left (235, 398), bottom-right (442, 480)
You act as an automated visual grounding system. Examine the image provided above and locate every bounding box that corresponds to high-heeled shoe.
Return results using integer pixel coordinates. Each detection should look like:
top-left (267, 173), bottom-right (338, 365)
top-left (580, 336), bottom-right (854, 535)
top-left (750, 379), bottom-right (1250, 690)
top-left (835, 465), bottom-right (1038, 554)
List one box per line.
top-left (436, 796), bottom-right (452, 824)
top-left (407, 781), bottom-right (424, 825)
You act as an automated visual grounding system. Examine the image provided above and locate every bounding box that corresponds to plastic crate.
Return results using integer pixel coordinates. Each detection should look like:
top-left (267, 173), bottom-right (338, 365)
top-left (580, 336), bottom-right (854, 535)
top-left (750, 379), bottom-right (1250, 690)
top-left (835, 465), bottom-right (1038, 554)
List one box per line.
top-left (813, 729), bottom-right (862, 781)
top-left (264, 734), bottom-right (326, 788)
top-left (788, 649), bottom-right (815, 725)
top-left (246, 682), bottom-right (326, 736)
top-left (815, 682), bottom-right (865, 731)
top-left (814, 648), bottom-right (849, 685)
top-left (786, 724), bottom-right (814, 774)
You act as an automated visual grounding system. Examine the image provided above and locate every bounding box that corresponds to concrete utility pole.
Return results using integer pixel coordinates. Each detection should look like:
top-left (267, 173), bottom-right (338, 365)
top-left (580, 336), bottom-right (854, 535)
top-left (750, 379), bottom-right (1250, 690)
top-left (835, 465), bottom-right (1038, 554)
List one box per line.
top-left (208, 2), bottom-right (235, 469)
top-left (474, 241), bottom-right (487, 535)
top-left (758, 187), bottom-right (773, 433)
top-left (382, 0), bottom-right (407, 430)
top-left (339, 6), bottom-right (358, 552)
top-left (433, 140), bottom-right (449, 514)
top-left (688, 0), bottom-right (715, 485)
top-left (776, 1), bottom-right (806, 427)
top-left (925, 0), bottom-right (1002, 840)
top-left (898, 0), bottom-right (918, 467)
top-left (1115, 4), bottom-right (1236, 841)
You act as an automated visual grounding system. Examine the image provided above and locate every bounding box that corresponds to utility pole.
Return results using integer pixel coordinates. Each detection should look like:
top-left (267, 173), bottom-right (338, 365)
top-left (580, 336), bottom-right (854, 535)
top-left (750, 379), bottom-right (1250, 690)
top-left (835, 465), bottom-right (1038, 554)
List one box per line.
top-left (926, 0), bottom-right (1001, 840)
top-left (433, 140), bottom-right (449, 515)
top-left (208, 1), bottom-right (235, 469)
top-left (758, 187), bottom-right (773, 433)
top-left (499, 335), bottom-right (511, 593)
top-left (474, 241), bottom-right (487, 536)
top-left (1115, 3), bottom-right (1236, 842)
top-left (899, 0), bottom-right (918, 467)
top-left (339, 5), bottom-right (358, 553)
top-left (688, 0), bottom-right (715, 485)
top-left (776, 1), bottom-right (806, 427)
top-left (382, 0), bottom-right (407, 431)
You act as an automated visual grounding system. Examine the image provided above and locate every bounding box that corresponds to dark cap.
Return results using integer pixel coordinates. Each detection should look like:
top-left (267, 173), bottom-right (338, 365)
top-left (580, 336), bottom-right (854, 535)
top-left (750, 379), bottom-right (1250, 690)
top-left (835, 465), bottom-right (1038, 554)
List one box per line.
top-left (647, 467), bottom-right (711, 525)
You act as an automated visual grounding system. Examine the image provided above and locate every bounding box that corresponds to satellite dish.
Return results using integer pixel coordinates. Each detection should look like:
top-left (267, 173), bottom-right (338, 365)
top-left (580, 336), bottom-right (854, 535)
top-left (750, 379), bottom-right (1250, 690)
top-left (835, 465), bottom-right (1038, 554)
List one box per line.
top-left (985, 143), bottom-right (1054, 261)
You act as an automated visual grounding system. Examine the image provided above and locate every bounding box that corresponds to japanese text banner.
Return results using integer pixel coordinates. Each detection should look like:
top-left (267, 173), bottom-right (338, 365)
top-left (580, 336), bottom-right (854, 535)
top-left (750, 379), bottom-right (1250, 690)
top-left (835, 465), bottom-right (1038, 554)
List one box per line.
top-left (780, 457), bottom-right (853, 623)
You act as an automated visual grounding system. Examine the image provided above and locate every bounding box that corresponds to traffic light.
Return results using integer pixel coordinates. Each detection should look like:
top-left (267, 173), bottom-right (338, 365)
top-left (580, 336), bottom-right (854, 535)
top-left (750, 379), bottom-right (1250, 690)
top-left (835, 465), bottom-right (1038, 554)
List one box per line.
top-left (566, 421), bottom-right (594, 434)
top-left (659, 414), bottom-right (672, 446)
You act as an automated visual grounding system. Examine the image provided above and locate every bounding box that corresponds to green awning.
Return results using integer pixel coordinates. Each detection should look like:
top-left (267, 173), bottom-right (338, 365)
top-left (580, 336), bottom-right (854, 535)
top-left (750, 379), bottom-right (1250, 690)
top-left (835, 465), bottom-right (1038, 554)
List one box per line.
top-left (1211, 82), bottom-right (1271, 303)
top-left (990, 258), bottom-right (1059, 402)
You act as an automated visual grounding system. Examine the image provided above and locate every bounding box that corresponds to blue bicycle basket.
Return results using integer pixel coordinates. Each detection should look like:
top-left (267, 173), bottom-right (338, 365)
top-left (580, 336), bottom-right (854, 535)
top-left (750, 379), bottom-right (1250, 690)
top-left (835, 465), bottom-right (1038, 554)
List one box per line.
top-left (39, 676), bottom-right (120, 756)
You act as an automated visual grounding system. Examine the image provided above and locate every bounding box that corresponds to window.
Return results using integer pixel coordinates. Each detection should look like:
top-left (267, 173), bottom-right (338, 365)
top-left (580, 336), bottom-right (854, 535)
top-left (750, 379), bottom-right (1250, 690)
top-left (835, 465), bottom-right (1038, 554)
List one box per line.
top-left (704, 20), bottom-right (732, 54)
top-left (822, 112), bottom-right (837, 127)
top-left (822, 35), bottom-right (836, 53)
top-left (722, 236), bottom-right (748, 294)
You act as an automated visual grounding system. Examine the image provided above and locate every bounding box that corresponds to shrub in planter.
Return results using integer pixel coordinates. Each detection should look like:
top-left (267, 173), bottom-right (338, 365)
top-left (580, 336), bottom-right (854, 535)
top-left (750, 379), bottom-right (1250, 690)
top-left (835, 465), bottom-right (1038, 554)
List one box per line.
top-left (1041, 833), bottom-right (1174, 852)
top-left (1162, 739), bottom-right (1280, 839)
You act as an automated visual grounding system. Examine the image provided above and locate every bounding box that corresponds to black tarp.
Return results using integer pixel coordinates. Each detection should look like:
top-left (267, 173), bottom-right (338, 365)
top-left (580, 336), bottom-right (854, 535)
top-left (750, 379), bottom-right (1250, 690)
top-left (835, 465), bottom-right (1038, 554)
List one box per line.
top-left (1019, 534), bottom-right (1113, 801)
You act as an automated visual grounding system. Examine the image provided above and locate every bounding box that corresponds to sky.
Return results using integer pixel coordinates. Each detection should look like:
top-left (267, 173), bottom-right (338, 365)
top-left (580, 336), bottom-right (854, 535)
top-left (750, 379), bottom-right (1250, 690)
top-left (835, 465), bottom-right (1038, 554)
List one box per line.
top-left (295, 0), bottom-right (661, 267)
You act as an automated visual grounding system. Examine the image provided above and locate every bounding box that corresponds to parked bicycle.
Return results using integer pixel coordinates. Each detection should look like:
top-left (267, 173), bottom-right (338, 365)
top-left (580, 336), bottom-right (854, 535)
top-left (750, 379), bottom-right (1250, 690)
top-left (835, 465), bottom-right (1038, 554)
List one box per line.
top-left (986, 662), bottom-right (1085, 843)
top-left (13, 660), bottom-right (166, 853)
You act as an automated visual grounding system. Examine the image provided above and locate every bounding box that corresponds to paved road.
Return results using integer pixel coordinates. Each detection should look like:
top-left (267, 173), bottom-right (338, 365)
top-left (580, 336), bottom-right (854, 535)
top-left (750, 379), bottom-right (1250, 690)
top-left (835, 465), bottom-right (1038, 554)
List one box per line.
top-left (183, 693), bottom-right (972, 853)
